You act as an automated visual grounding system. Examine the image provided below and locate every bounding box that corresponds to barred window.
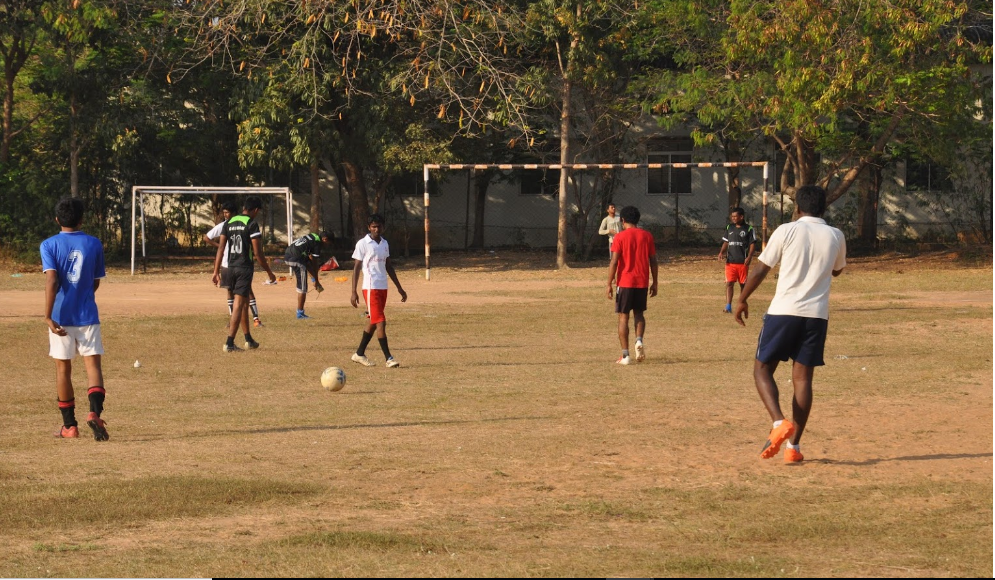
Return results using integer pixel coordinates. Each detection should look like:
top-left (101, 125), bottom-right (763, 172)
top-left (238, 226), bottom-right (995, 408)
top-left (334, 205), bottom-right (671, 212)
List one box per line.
top-left (647, 138), bottom-right (693, 195)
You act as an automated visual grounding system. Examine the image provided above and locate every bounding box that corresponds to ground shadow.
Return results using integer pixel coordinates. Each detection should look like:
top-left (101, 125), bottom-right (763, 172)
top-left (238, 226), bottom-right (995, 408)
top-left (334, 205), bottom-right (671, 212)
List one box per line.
top-left (239, 415), bottom-right (552, 435)
top-left (810, 452), bottom-right (992, 466)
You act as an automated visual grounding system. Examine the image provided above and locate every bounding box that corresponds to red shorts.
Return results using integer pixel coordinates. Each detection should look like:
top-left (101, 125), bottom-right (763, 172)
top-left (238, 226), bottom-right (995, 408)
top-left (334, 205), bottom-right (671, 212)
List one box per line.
top-left (725, 263), bottom-right (748, 285)
top-left (363, 289), bottom-right (388, 324)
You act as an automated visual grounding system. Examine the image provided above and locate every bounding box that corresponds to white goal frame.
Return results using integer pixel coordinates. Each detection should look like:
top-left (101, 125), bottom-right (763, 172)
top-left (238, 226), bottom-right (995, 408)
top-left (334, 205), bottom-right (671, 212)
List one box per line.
top-left (423, 162), bottom-right (772, 280)
top-left (130, 186), bottom-right (295, 275)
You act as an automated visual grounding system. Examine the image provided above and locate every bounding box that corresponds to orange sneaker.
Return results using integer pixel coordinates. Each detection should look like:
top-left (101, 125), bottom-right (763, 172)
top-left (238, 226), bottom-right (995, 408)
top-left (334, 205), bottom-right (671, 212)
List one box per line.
top-left (784, 447), bottom-right (804, 463)
top-left (253, 318), bottom-right (263, 328)
top-left (86, 412), bottom-right (109, 442)
top-left (760, 420), bottom-right (795, 459)
top-left (55, 425), bottom-right (79, 438)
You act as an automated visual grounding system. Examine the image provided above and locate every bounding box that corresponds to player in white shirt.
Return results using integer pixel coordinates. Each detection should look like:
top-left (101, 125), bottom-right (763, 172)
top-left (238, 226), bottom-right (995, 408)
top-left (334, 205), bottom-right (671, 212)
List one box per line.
top-left (350, 214), bottom-right (408, 368)
top-left (735, 185), bottom-right (847, 464)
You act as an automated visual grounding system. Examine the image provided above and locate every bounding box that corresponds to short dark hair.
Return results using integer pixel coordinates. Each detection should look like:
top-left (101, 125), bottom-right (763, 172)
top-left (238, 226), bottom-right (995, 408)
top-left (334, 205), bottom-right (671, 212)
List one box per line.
top-left (368, 213), bottom-right (384, 225)
top-left (795, 185), bottom-right (827, 217)
top-left (319, 231), bottom-right (334, 241)
top-left (55, 197), bottom-right (84, 229)
top-left (619, 205), bottom-right (640, 226)
top-left (243, 196), bottom-right (263, 212)
top-left (221, 201), bottom-right (237, 214)
top-left (730, 206), bottom-right (745, 216)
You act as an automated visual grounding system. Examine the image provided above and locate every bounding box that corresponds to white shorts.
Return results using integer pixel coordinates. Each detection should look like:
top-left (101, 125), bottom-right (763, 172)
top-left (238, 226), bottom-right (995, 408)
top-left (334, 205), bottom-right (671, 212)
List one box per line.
top-left (49, 324), bottom-right (104, 360)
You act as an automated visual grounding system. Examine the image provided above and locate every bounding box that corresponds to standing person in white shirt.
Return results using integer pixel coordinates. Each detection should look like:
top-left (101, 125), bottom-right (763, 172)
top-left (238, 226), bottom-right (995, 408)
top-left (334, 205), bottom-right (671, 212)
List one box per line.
top-left (350, 214), bottom-right (408, 368)
top-left (598, 203), bottom-right (622, 257)
top-left (735, 185), bottom-right (847, 464)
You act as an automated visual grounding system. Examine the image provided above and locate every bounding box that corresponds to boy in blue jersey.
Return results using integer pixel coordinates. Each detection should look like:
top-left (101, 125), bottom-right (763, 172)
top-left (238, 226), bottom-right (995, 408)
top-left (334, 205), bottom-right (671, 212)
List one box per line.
top-left (41, 197), bottom-right (110, 441)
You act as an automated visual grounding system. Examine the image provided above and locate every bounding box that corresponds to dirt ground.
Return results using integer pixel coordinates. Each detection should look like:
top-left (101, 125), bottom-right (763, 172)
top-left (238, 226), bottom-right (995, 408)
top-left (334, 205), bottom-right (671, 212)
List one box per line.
top-left (0, 248), bottom-right (991, 576)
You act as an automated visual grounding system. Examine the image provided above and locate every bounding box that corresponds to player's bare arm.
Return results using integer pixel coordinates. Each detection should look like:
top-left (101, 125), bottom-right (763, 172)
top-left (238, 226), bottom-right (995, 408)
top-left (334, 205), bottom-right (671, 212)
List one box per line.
top-left (606, 253), bottom-right (620, 298)
top-left (350, 259), bottom-right (362, 308)
top-left (308, 261), bottom-right (323, 292)
top-left (386, 258), bottom-right (407, 302)
top-left (649, 255), bottom-right (659, 298)
top-left (734, 262), bottom-right (771, 326)
top-left (211, 234), bottom-right (227, 286)
top-left (43, 270), bottom-right (67, 336)
top-left (718, 241), bottom-right (728, 261)
top-left (204, 233), bottom-right (219, 248)
top-left (251, 237), bottom-right (277, 283)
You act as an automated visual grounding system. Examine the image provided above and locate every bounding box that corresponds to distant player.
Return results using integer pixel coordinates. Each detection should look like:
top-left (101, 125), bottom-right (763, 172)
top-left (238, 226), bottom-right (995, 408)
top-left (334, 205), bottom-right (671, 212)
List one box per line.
top-left (285, 231), bottom-right (333, 319)
top-left (211, 196), bottom-right (277, 352)
top-left (204, 201), bottom-right (264, 327)
top-left (41, 197), bottom-right (109, 441)
top-left (735, 185), bottom-right (847, 463)
top-left (718, 207), bottom-right (757, 314)
top-left (606, 205), bottom-right (658, 365)
top-left (350, 214), bottom-right (407, 368)
top-left (597, 203), bottom-right (622, 257)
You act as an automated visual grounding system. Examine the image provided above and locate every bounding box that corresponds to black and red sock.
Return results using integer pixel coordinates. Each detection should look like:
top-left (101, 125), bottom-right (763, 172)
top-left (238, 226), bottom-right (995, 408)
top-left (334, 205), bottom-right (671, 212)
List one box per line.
top-left (58, 398), bottom-right (77, 427)
top-left (87, 386), bottom-right (105, 417)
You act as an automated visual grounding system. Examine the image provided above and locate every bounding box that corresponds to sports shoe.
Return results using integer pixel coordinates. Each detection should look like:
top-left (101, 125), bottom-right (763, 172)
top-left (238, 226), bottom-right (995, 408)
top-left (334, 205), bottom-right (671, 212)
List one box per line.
top-left (244, 339), bottom-right (260, 350)
top-left (723, 304), bottom-right (732, 313)
top-left (351, 353), bottom-right (375, 367)
top-left (634, 341), bottom-right (645, 362)
top-left (55, 425), bottom-right (79, 438)
top-left (86, 412), bottom-right (109, 442)
top-left (616, 355), bottom-right (632, 365)
top-left (296, 310), bottom-right (310, 320)
top-left (760, 420), bottom-right (796, 459)
top-left (784, 447), bottom-right (804, 463)
top-left (253, 318), bottom-right (263, 328)
top-left (386, 358), bottom-right (400, 368)
top-left (223, 343), bottom-right (244, 353)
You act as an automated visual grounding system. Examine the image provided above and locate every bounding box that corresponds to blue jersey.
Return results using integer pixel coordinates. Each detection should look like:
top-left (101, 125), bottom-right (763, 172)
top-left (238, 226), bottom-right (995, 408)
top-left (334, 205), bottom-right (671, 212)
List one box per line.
top-left (40, 231), bottom-right (106, 326)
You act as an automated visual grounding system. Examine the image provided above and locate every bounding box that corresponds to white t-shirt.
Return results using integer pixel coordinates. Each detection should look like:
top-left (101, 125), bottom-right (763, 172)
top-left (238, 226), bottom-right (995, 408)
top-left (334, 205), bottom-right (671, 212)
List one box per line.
top-left (758, 216), bottom-right (847, 320)
top-left (352, 234), bottom-right (390, 290)
top-left (206, 221), bottom-right (229, 268)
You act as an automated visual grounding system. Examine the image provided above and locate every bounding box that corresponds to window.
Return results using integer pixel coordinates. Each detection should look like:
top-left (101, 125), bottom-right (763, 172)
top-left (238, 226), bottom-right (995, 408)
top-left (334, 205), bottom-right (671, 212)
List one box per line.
top-left (520, 168), bottom-right (560, 196)
top-left (906, 159), bottom-right (953, 192)
top-left (647, 138), bottom-right (693, 195)
top-left (394, 171), bottom-right (440, 197)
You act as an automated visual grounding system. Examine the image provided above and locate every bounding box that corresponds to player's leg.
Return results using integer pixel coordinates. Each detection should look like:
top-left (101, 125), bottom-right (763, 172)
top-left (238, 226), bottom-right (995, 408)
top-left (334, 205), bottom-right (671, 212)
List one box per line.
top-left (352, 289), bottom-right (376, 366)
top-left (754, 358), bottom-right (785, 422)
top-left (632, 309), bottom-right (646, 362)
top-left (226, 294), bottom-right (245, 340)
top-left (616, 311), bottom-right (631, 364)
top-left (724, 281), bottom-right (734, 313)
top-left (82, 354), bottom-right (109, 441)
top-left (248, 289), bottom-right (261, 326)
top-left (50, 328), bottom-right (79, 437)
top-left (789, 362), bottom-right (814, 443)
top-left (754, 314), bottom-right (801, 459)
top-left (293, 263), bottom-right (310, 319)
top-left (783, 317), bottom-right (827, 461)
top-left (240, 288), bottom-right (258, 349)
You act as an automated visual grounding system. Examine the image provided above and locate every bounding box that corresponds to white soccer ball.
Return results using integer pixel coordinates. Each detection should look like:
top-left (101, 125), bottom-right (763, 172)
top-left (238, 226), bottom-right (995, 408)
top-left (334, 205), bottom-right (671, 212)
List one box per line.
top-left (321, 367), bottom-right (346, 392)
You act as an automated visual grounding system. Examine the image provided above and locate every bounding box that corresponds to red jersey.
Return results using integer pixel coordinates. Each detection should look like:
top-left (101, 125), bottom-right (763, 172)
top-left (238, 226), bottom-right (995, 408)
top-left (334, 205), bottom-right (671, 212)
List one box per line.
top-left (611, 227), bottom-right (656, 288)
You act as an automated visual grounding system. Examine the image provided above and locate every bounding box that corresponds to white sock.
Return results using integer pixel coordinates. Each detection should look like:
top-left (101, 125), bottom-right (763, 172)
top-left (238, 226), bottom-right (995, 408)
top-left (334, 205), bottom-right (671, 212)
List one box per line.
top-left (787, 442), bottom-right (800, 451)
top-left (773, 420), bottom-right (783, 428)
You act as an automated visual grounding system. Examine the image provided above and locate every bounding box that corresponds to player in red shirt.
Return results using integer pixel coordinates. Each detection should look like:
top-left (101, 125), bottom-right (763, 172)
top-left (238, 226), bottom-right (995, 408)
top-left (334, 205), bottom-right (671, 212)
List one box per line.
top-left (606, 206), bottom-right (658, 364)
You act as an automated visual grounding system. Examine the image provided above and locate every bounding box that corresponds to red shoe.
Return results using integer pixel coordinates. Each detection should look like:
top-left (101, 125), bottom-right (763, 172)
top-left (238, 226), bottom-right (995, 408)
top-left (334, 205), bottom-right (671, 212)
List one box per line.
top-left (784, 447), bottom-right (804, 463)
top-left (86, 412), bottom-right (109, 442)
top-left (55, 425), bottom-right (79, 438)
top-left (253, 318), bottom-right (263, 328)
top-left (760, 420), bottom-right (795, 459)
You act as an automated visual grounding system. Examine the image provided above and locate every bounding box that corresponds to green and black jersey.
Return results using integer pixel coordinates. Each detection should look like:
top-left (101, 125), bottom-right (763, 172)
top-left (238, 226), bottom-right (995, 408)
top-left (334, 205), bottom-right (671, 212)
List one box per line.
top-left (221, 214), bottom-right (262, 270)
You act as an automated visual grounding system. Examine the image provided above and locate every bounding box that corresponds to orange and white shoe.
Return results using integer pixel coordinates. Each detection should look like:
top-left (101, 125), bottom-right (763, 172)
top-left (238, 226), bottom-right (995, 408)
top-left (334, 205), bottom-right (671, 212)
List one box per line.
top-left (784, 447), bottom-right (804, 463)
top-left (253, 318), bottom-right (263, 328)
top-left (616, 355), bottom-right (632, 365)
top-left (760, 420), bottom-right (795, 459)
top-left (55, 425), bottom-right (79, 438)
top-left (86, 412), bottom-right (109, 442)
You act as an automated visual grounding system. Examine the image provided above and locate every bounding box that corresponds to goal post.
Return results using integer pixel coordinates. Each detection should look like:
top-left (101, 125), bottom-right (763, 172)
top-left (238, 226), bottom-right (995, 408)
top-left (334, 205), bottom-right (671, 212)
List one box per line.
top-left (130, 186), bottom-right (295, 275)
top-left (423, 162), bottom-right (772, 281)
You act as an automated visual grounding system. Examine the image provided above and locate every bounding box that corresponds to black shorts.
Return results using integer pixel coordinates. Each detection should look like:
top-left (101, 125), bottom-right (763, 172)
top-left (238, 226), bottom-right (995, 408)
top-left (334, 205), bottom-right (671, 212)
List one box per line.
top-left (615, 287), bottom-right (648, 314)
top-left (287, 260), bottom-right (309, 294)
top-left (755, 314), bottom-right (829, 367)
top-left (219, 267), bottom-right (231, 289)
top-left (228, 267), bottom-right (254, 297)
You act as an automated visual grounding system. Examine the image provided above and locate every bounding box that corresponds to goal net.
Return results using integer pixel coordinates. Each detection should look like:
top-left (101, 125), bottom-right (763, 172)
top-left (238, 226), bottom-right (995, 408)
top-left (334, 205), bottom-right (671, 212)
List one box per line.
top-left (130, 186), bottom-right (295, 275)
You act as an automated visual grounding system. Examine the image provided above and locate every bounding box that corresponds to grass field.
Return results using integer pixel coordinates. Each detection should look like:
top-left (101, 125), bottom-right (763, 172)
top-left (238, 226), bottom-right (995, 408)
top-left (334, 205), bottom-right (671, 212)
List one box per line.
top-left (0, 249), bottom-right (991, 577)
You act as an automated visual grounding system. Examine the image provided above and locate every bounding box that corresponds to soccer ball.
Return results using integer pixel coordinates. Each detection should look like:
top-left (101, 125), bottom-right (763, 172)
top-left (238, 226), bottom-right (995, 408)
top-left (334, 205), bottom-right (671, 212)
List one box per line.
top-left (321, 367), bottom-right (346, 392)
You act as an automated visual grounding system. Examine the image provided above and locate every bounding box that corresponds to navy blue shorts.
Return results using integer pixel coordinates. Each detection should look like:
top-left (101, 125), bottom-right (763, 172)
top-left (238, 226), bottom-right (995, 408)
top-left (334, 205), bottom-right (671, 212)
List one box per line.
top-left (755, 314), bottom-right (829, 367)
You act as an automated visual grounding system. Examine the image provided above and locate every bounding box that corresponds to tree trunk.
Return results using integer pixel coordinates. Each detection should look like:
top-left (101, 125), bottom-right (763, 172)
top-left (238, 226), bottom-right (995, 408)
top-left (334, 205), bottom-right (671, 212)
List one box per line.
top-left (857, 162), bottom-right (881, 245)
top-left (556, 75), bottom-right (573, 268)
top-left (70, 93), bottom-right (79, 197)
top-left (341, 160), bottom-right (369, 239)
top-left (723, 137), bottom-right (742, 208)
top-left (2, 53), bottom-right (16, 164)
top-left (309, 161), bottom-right (321, 232)
top-left (470, 169), bottom-right (492, 248)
